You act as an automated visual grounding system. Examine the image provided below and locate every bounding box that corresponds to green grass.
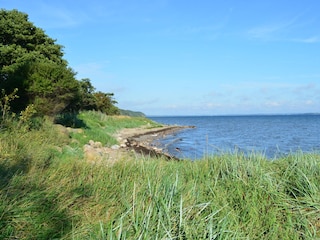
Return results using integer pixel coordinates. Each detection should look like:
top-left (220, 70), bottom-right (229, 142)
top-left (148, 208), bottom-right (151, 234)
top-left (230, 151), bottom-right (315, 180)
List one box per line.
top-left (66, 111), bottom-right (162, 146)
top-left (0, 111), bottom-right (319, 239)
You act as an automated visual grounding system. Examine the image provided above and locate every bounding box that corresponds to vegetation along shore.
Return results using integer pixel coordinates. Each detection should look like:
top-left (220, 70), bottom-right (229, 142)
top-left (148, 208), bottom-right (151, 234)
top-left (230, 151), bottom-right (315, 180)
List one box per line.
top-left (1, 9), bottom-right (320, 239)
top-left (1, 111), bottom-right (320, 239)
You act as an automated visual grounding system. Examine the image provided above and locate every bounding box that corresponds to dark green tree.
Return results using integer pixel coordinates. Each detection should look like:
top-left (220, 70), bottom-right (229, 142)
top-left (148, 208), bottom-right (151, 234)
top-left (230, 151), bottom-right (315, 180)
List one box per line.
top-left (1, 9), bottom-right (120, 117)
top-left (67, 78), bottom-right (98, 112)
top-left (93, 92), bottom-right (119, 115)
top-left (0, 9), bottom-right (78, 115)
top-left (27, 61), bottom-right (78, 116)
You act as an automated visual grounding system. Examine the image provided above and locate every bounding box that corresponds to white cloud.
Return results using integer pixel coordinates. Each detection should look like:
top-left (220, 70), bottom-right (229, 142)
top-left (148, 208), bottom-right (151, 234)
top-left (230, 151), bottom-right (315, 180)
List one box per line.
top-left (247, 13), bottom-right (319, 44)
top-left (204, 90), bottom-right (226, 99)
top-left (247, 15), bottom-right (298, 41)
top-left (203, 102), bottom-right (223, 109)
top-left (74, 61), bottom-right (113, 81)
top-left (293, 36), bottom-right (320, 43)
top-left (265, 101), bottom-right (281, 107)
top-left (154, 7), bottom-right (231, 41)
top-left (293, 83), bottom-right (317, 94)
top-left (120, 98), bottom-right (159, 108)
top-left (33, 1), bottom-right (91, 28)
top-left (305, 100), bottom-right (314, 105)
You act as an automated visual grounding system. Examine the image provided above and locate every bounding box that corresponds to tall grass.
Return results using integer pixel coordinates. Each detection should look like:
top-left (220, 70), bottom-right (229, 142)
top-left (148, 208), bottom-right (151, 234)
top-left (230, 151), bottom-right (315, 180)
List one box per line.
top-left (0, 111), bottom-right (319, 239)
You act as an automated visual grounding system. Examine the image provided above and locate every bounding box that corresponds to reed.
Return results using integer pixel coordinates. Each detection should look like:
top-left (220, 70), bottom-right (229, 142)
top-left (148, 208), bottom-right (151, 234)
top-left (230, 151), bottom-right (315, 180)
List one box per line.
top-left (0, 112), bottom-right (319, 239)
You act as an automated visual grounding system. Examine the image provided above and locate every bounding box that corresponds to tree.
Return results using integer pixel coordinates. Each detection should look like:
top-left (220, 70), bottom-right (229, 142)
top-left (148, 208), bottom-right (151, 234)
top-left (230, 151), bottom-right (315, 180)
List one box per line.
top-left (93, 92), bottom-right (119, 115)
top-left (67, 78), bottom-right (98, 112)
top-left (0, 9), bottom-right (78, 115)
top-left (27, 61), bottom-right (79, 116)
top-left (0, 9), bottom-right (65, 64)
top-left (0, 9), bottom-right (120, 117)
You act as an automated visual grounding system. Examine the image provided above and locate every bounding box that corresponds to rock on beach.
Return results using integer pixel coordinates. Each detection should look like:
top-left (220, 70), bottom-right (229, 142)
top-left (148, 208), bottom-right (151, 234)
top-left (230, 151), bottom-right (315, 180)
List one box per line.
top-left (82, 125), bottom-right (195, 164)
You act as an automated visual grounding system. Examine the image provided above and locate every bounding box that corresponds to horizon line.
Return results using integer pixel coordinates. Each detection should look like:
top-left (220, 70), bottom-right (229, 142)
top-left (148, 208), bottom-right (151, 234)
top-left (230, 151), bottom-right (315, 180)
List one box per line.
top-left (147, 113), bottom-right (320, 117)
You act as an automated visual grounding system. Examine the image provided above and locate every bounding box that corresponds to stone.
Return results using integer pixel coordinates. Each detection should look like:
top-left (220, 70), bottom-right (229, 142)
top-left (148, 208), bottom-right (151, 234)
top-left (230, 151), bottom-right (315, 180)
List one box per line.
top-left (94, 141), bottom-right (103, 148)
top-left (111, 144), bottom-right (120, 150)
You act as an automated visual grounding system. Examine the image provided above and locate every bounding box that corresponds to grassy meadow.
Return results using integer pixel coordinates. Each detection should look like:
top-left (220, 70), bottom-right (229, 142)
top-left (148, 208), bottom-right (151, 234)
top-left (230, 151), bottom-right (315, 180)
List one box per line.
top-left (0, 111), bottom-right (319, 239)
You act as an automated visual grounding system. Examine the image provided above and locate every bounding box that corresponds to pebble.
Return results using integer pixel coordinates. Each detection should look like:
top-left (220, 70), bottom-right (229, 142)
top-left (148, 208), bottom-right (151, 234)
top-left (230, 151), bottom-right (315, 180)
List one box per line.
top-left (111, 144), bottom-right (120, 150)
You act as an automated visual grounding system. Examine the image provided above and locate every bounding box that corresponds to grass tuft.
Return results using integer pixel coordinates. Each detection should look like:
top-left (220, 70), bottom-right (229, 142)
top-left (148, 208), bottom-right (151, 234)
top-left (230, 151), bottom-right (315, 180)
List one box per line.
top-left (0, 111), bottom-right (319, 239)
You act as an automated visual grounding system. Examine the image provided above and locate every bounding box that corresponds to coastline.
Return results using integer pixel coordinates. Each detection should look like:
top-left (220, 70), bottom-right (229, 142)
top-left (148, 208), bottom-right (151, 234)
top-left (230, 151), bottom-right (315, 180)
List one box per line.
top-left (115, 125), bottom-right (195, 160)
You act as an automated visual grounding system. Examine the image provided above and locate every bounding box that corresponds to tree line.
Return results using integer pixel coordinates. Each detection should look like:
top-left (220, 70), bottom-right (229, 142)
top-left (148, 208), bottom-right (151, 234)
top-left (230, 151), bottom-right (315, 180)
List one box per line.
top-left (0, 9), bottom-right (119, 121)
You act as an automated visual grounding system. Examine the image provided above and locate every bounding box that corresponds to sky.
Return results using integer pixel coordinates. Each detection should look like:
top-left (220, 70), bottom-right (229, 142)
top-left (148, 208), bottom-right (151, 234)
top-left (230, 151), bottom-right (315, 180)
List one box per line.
top-left (1, 0), bottom-right (320, 116)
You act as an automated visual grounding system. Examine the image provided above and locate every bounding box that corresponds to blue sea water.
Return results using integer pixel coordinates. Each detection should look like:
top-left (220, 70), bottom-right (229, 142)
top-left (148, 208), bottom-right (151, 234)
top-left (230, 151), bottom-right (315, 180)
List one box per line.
top-left (149, 115), bottom-right (320, 160)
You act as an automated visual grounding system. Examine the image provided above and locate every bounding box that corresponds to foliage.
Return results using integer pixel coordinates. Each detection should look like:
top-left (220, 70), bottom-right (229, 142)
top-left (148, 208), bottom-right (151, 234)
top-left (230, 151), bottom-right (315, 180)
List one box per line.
top-left (67, 80), bottom-right (120, 115)
top-left (0, 88), bottom-right (18, 128)
top-left (0, 9), bottom-right (119, 117)
top-left (26, 61), bottom-right (78, 116)
top-left (69, 78), bottom-right (97, 111)
top-left (1, 88), bottom-right (41, 131)
top-left (68, 111), bottom-right (158, 146)
top-left (0, 9), bottom-right (72, 114)
top-left (119, 109), bottom-right (146, 117)
top-left (0, 9), bottom-right (64, 64)
top-left (93, 91), bottom-right (119, 115)
top-left (0, 111), bottom-right (319, 239)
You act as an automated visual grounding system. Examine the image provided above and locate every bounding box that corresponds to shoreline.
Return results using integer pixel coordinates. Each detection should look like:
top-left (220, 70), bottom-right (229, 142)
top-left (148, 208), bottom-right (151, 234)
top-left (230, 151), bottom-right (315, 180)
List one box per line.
top-left (115, 125), bottom-right (195, 160)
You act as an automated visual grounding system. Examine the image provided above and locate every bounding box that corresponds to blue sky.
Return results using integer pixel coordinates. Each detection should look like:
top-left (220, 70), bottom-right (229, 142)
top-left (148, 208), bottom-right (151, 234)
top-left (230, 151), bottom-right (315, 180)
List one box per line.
top-left (1, 0), bottom-right (320, 115)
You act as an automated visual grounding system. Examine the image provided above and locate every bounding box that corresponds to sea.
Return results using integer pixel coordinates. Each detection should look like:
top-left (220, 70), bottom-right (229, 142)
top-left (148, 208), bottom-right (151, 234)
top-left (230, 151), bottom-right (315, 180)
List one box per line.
top-left (149, 114), bottom-right (320, 160)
